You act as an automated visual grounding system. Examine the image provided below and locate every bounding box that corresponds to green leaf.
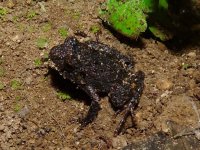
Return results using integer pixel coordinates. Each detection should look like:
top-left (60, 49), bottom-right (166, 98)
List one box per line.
top-left (101, 0), bottom-right (173, 40)
top-left (142, 0), bottom-right (156, 12)
top-left (100, 0), bottom-right (149, 38)
top-left (159, 0), bottom-right (168, 10)
top-left (149, 25), bottom-right (172, 41)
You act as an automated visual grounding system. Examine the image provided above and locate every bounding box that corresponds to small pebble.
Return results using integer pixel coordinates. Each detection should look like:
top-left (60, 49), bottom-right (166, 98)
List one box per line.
top-left (25, 76), bottom-right (33, 85)
top-left (112, 136), bottom-right (127, 149)
top-left (5, 130), bottom-right (12, 139)
top-left (18, 106), bottom-right (30, 118)
top-left (187, 52), bottom-right (196, 58)
top-left (161, 121), bottom-right (171, 133)
top-left (26, 0), bottom-right (31, 4)
top-left (0, 104), bottom-right (4, 112)
top-left (7, 0), bottom-right (16, 9)
top-left (11, 35), bottom-right (23, 43)
top-left (194, 130), bottom-right (200, 140)
top-left (0, 125), bottom-right (5, 131)
top-left (161, 90), bottom-right (172, 98)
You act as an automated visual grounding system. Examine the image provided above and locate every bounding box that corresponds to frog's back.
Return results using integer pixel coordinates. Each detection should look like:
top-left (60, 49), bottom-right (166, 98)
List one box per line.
top-left (74, 40), bottom-right (134, 91)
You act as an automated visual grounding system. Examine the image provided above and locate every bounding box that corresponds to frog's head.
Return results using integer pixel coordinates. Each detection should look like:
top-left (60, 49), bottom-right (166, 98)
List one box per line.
top-left (49, 37), bottom-right (79, 71)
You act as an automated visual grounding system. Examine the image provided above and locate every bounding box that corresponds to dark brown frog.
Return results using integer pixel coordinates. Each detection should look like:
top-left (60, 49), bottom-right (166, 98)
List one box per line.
top-left (49, 37), bottom-right (145, 135)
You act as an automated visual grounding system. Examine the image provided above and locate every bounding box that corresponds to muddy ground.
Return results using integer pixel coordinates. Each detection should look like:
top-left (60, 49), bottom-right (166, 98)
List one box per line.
top-left (0, 0), bottom-right (200, 150)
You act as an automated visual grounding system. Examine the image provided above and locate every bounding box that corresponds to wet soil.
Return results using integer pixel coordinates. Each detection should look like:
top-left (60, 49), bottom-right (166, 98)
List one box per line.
top-left (0, 1), bottom-right (200, 150)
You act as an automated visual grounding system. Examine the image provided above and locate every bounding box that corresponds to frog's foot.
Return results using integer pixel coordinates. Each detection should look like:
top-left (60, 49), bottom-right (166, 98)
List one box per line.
top-left (80, 85), bottom-right (101, 127)
top-left (114, 71), bottom-right (145, 136)
top-left (81, 100), bottom-right (101, 127)
top-left (114, 102), bottom-right (137, 136)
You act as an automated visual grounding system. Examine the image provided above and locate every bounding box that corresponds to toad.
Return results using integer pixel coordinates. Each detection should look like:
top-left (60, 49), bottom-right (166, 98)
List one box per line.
top-left (49, 37), bottom-right (145, 135)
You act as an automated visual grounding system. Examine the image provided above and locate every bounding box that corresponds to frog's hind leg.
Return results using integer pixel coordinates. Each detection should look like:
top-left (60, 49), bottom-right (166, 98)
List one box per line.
top-left (114, 71), bottom-right (145, 135)
top-left (114, 102), bottom-right (138, 136)
top-left (80, 85), bottom-right (101, 127)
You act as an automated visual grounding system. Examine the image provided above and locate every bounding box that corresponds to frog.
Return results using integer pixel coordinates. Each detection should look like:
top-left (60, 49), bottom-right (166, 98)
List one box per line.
top-left (49, 36), bottom-right (145, 135)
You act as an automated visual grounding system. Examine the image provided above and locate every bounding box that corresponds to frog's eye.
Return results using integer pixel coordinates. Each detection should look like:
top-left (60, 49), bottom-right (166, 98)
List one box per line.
top-left (120, 59), bottom-right (133, 69)
top-left (125, 58), bottom-right (135, 67)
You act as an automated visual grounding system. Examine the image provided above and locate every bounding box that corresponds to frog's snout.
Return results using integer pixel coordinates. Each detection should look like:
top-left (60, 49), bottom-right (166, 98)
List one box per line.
top-left (49, 44), bottom-right (67, 70)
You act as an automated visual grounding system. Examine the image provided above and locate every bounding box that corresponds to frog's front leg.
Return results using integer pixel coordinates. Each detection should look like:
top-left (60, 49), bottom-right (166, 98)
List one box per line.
top-left (80, 85), bottom-right (101, 127)
top-left (114, 71), bottom-right (145, 135)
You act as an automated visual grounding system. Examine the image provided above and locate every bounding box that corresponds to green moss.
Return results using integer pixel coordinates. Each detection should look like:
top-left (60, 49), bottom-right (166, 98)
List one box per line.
top-left (42, 52), bottom-right (49, 62)
top-left (0, 82), bottom-right (4, 90)
top-left (27, 26), bottom-right (35, 33)
top-left (76, 23), bottom-right (84, 31)
top-left (42, 76), bottom-right (48, 81)
top-left (17, 23), bottom-right (26, 32)
top-left (90, 25), bottom-right (101, 34)
top-left (36, 38), bottom-right (48, 49)
top-left (34, 58), bottom-right (42, 67)
top-left (11, 79), bottom-right (22, 90)
top-left (15, 96), bottom-right (21, 101)
top-left (0, 67), bottom-right (5, 77)
top-left (27, 10), bottom-right (37, 19)
top-left (57, 91), bottom-right (71, 101)
top-left (72, 11), bottom-right (81, 20)
top-left (13, 103), bottom-right (21, 112)
top-left (58, 27), bottom-right (68, 38)
top-left (42, 23), bottom-right (52, 32)
top-left (182, 63), bottom-right (191, 70)
top-left (0, 7), bottom-right (8, 18)
top-left (149, 26), bottom-right (172, 41)
top-left (43, 52), bottom-right (49, 59)
top-left (12, 16), bottom-right (19, 23)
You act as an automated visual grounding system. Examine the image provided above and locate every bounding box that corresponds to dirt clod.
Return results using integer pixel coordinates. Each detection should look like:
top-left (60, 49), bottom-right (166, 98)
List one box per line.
top-left (156, 79), bottom-right (173, 90)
